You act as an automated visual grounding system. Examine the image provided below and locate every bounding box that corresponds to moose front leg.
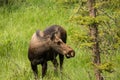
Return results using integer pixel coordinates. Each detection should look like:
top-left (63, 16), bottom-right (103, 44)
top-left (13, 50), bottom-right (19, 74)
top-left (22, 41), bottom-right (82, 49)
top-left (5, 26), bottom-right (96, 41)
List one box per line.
top-left (31, 63), bottom-right (38, 80)
top-left (52, 59), bottom-right (58, 73)
top-left (42, 62), bottom-right (47, 78)
top-left (59, 54), bottom-right (64, 72)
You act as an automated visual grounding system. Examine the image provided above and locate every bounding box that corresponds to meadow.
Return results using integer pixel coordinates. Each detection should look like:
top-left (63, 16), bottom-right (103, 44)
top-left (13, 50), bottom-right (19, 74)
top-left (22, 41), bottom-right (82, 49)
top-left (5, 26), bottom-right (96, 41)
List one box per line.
top-left (0, 0), bottom-right (120, 80)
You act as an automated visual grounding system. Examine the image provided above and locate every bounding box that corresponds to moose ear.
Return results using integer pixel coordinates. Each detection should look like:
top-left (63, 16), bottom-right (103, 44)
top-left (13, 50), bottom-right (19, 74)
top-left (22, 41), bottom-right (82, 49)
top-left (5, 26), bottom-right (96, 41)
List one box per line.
top-left (50, 31), bottom-right (57, 40)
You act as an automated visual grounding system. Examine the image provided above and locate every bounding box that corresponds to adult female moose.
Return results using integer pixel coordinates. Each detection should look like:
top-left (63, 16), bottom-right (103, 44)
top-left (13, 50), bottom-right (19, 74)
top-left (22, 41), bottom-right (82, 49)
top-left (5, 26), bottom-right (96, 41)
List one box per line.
top-left (28, 25), bottom-right (75, 79)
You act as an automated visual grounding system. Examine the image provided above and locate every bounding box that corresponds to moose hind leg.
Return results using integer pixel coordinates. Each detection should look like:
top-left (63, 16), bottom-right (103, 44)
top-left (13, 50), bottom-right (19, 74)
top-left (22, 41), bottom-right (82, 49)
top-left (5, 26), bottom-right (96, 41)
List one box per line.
top-left (42, 62), bottom-right (47, 78)
top-left (31, 63), bottom-right (38, 80)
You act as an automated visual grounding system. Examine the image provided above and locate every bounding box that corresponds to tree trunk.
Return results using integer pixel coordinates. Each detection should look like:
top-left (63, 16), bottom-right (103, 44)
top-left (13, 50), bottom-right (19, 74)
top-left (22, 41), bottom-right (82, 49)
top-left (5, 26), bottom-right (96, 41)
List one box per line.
top-left (88, 0), bottom-right (103, 80)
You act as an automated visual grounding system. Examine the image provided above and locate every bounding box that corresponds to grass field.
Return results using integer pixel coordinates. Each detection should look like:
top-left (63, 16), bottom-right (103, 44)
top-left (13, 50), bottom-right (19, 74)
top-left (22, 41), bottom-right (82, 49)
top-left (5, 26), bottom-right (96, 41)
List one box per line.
top-left (0, 0), bottom-right (120, 80)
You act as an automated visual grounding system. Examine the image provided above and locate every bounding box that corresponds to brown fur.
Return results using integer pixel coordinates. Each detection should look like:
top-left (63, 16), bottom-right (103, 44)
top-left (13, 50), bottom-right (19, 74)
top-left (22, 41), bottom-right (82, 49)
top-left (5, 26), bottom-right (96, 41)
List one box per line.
top-left (28, 25), bottom-right (75, 79)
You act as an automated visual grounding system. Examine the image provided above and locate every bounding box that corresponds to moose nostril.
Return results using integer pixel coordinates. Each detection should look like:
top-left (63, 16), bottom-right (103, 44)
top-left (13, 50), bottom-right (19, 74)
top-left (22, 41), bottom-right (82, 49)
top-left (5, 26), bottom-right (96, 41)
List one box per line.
top-left (66, 54), bottom-right (71, 58)
top-left (70, 50), bottom-right (75, 57)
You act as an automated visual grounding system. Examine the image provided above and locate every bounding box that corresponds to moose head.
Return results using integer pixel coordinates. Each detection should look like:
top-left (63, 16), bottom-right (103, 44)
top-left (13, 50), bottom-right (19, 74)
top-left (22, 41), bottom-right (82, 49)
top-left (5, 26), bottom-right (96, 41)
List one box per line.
top-left (49, 31), bottom-right (75, 58)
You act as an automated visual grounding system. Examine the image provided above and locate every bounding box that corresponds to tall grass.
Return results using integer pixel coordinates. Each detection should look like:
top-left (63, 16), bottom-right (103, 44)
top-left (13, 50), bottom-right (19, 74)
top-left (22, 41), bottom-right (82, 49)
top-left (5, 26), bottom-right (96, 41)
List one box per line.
top-left (0, 0), bottom-right (120, 80)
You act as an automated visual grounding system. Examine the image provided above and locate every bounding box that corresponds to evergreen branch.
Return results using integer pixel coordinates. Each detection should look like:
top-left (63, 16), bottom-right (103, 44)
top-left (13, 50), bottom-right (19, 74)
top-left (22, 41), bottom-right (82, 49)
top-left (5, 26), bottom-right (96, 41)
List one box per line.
top-left (99, 9), bottom-right (119, 27)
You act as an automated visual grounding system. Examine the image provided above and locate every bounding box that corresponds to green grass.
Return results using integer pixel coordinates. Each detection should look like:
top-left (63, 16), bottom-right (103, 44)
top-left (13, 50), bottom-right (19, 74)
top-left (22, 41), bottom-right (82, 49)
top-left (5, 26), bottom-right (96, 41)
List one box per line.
top-left (0, 0), bottom-right (120, 80)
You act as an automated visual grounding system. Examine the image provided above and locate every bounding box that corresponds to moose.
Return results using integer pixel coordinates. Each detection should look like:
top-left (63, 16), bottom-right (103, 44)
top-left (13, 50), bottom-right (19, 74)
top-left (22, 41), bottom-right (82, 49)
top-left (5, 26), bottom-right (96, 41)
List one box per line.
top-left (28, 25), bottom-right (75, 79)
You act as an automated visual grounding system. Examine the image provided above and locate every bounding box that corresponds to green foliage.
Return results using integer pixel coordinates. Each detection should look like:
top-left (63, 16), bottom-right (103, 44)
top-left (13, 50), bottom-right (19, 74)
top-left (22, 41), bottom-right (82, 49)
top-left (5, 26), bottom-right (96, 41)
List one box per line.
top-left (69, 0), bottom-right (120, 52)
top-left (0, 0), bottom-right (26, 6)
top-left (96, 0), bottom-right (120, 10)
top-left (68, 26), bottom-right (95, 48)
top-left (68, 0), bottom-right (120, 79)
top-left (0, 34), bottom-right (13, 57)
top-left (55, 0), bottom-right (79, 3)
top-left (0, 0), bottom-right (120, 80)
top-left (70, 15), bottom-right (110, 26)
top-left (92, 62), bottom-right (114, 73)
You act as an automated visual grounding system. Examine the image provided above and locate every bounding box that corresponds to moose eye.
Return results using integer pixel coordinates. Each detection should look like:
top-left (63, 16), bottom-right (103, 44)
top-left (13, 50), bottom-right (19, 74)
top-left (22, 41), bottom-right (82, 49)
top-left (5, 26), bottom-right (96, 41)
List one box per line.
top-left (57, 41), bottom-right (61, 45)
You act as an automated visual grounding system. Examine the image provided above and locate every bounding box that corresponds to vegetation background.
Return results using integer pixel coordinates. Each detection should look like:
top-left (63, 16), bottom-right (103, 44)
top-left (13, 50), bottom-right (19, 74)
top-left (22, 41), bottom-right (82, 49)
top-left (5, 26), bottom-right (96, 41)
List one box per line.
top-left (0, 0), bottom-right (120, 80)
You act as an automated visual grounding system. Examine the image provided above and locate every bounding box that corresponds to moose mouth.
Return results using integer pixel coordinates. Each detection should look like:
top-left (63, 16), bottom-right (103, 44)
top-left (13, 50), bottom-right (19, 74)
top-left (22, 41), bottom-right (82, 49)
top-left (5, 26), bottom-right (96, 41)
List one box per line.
top-left (66, 50), bottom-right (75, 58)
